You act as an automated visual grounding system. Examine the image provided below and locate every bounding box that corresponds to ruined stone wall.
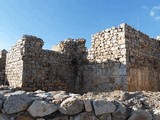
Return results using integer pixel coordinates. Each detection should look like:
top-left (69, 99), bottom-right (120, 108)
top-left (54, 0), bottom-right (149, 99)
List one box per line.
top-left (0, 50), bottom-right (7, 85)
top-left (22, 37), bottom-right (86, 92)
top-left (125, 24), bottom-right (160, 91)
top-left (19, 36), bottom-right (45, 91)
top-left (81, 23), bottom-right (160, 92)
top-left (55, 39), bottom-right (87, 92)
top-left (6, 35), bottom-right (86, 92)
top-left (81, 23), bottom-right (127, 92)
top-left (4, 23), bottom-right (160, 92)
top-left (5, 40), bottom-right (24, 87)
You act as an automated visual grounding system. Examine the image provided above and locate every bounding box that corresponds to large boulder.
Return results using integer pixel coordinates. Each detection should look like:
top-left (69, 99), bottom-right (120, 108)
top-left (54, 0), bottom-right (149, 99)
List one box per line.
top-left (59, 97), bottom-right (84, 115)
top-left (128, 110), bottom-right (152, 120)
top-left (93, 99), bottom-right (116, 116)
top-left (27, 100), bottom-right (58, 117)
top-left (4, 91), bottom-right (32, 114)
top-left (74, 112), bottom-right (99, 120)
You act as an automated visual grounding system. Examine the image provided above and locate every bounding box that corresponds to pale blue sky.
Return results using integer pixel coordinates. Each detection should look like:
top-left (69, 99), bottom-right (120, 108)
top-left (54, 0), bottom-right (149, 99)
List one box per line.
top-left (0, 0), bottom-right (160, 50)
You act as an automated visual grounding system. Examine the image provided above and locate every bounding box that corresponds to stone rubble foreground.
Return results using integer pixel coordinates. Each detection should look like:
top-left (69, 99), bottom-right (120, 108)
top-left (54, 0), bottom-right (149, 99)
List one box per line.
top-left (0, 86), bottom-right (159, 120)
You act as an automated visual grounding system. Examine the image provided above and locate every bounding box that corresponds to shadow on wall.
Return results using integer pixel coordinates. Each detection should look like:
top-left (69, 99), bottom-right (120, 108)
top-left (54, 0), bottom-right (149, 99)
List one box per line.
top-left (0, 50), bottom-right (7, 85)
top-left (78, 58), bottom-right (127, 93)
top-left (126, 60), bottom-right (160, 92)
top-left (125, 25), bottom-right (160, 92)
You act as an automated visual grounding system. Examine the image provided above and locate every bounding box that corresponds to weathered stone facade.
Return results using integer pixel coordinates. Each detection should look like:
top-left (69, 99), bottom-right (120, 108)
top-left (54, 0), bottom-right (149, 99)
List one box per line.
top-left (2, 23), bottom-right (160, 92)
top-left (80, 23), bottom-right (160, 92)
top-left (81, 23), bottom-right (127, 92)
top-left (125, 25), bottom-right (160, 91)
top-left (5, 35), bottom-right (86, 92)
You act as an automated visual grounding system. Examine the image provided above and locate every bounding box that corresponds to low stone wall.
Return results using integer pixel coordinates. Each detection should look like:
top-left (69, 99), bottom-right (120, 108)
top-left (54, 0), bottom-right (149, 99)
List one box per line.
top-left (0, 86), bottom-right (159, 120)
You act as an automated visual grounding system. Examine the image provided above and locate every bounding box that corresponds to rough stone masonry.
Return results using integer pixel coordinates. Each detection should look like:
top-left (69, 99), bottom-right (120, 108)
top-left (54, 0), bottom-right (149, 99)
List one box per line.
top-left (0, 23), bottom-right (160, 92)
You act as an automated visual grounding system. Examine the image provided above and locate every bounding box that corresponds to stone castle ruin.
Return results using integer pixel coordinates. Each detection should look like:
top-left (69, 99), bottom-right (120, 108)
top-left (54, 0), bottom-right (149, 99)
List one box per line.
top-left (0, 23), bottom-right (160, 93)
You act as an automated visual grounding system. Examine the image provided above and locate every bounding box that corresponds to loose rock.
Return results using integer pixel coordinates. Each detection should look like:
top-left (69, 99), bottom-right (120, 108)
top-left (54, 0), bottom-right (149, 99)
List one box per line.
top-left (28, 100), bottom-right (58, 117)
top-left (93, 99), bottom-right (116, 115)
top-left (4, 91), bottom-right (32, 114)
top-left (59, 97), bottom-right (84, 115)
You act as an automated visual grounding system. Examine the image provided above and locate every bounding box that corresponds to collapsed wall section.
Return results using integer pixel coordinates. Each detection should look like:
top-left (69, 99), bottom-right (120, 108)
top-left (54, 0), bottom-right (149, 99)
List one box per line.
top-left (0, 49), bottom-right (7, 85)
top-left (22, 37), bottom-right (86, 92)
top-left (6, 35), bottom-right (86, 92)
top-left (54, 39), bottom-right (87, 92)
top-left (81, 23), bottom-right (127, 92)
top-left (125, 25), bottom-right (160, 91)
